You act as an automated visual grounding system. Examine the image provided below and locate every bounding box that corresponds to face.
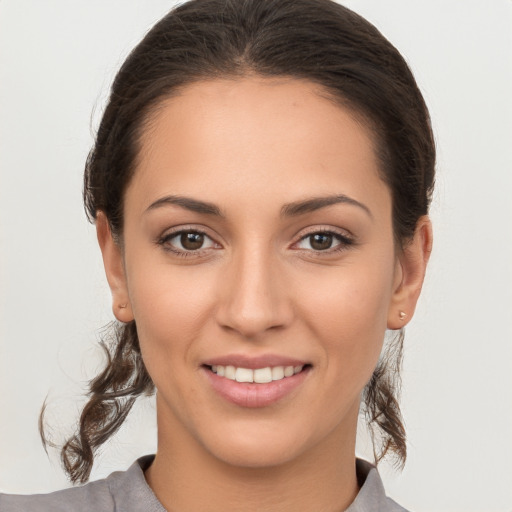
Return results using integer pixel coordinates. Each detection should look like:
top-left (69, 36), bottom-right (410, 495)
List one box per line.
top-left (101, 77), bottom-right (413, 470)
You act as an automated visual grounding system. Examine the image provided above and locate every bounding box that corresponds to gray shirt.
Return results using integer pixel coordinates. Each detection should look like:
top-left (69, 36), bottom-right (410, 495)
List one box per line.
top-left (0, 456), bottom-right (409, 511)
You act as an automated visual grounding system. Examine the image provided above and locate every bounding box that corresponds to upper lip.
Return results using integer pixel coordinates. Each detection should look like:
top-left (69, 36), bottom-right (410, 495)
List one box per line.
top-left (202, 354), bottom-right (309, 369)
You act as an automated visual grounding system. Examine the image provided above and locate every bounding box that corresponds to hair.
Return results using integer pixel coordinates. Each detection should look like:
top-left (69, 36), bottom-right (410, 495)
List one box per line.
top-left (41, 0), bottom-right (435, 483)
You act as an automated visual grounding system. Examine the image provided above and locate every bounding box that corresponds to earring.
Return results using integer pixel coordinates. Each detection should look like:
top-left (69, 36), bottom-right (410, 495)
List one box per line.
top-left (119, 303), bottom-right (128, 309)
top-left (399, 311), bottom-right (407, 320)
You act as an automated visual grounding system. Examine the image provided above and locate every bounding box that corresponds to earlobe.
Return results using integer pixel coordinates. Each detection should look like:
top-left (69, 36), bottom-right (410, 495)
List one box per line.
top-left (387, 216), bottom-right (433, 330)
top-left (96, 212), bottom-right (134, 323)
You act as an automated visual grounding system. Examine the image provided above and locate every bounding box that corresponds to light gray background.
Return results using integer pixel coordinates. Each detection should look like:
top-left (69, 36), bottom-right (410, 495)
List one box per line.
top-left (1, 1), bottom-right (511, 511)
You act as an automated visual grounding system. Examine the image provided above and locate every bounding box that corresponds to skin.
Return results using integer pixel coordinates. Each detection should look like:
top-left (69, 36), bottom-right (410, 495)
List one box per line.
top-left (97, 77), bottom-right (432, 512)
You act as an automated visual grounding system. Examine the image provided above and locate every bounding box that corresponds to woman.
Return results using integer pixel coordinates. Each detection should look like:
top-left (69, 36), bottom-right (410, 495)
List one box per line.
top-left (0, 0), bottom-right (434, 510)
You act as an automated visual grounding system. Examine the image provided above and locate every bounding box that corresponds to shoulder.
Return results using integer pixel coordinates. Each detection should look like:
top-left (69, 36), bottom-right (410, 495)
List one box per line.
top-left (0, 455), bottom-right (164, 512)
top-left (383, 497), bottom-right (410, 512)
top-left (346, 459), bottom-right (411, 512)
top-left (0, 478), bottom-right (113, 512)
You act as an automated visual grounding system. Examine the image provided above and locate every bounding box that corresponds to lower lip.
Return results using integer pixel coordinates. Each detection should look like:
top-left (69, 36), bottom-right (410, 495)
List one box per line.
top-left (203, 366), bottom-right (310, 408)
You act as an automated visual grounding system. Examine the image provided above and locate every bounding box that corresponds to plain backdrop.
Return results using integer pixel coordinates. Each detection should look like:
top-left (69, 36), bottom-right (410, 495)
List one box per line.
top-left (1, 1), bottom-right (511, 511)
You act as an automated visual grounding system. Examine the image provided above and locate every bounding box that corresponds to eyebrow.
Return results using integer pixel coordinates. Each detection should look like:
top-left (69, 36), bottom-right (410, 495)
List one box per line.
top-left (145, 195), bottom-right (224, 217)
top-left (281, 194), bottom-right (373, 219)
top-left (145, 193), bottom-right (372, 219)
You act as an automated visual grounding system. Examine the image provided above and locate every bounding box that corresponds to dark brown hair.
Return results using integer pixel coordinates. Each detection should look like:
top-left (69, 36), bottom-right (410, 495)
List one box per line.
top-left (42, 0), bottom-right (435, 483)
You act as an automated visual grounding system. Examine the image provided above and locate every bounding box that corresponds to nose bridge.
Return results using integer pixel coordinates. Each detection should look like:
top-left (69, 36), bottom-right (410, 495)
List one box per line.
top-left (217, 239), bottom-right (290, 337)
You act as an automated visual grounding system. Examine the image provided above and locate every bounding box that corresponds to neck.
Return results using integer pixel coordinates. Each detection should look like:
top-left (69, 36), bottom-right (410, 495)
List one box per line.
top-left (145, 406), bottom-right (360, 512)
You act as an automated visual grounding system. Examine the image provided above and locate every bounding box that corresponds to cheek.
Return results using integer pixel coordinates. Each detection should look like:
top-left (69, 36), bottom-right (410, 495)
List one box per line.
top-left (126, 262), bottom-right (217, 365)
top-left (297, 256), bottom-right (396, 376)
top-left (127, 267), bottom-right (218, 425)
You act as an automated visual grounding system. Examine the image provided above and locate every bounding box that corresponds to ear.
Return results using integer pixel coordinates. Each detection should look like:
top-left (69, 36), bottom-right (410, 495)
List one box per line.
top-left (387, 216), bottom-right (433, 330)
top-left (96, 212), bottom-right (134, 323)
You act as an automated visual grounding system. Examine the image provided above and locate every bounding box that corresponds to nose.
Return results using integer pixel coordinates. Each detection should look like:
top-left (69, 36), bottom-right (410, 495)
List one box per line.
top-left (215, 244), bottom-right (293, 339)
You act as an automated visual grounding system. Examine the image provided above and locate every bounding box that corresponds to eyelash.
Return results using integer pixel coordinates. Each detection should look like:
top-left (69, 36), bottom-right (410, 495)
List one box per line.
top-left (293, 229), bottom-right (355, 255)
top-left (157, 227), bottom-right (355, 258)
top-left (157, 228), bottom-right (218, 258)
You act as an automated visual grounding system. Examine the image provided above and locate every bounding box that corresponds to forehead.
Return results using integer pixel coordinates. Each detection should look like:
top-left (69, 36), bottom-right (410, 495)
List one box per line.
top-left (127, 77), bottom-right (389, 217)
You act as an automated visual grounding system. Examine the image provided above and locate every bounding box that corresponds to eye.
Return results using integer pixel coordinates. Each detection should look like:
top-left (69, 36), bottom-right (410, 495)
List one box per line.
top-left (295, 231), bottom-right (353, 252)
top-left (161, 230), bottom-right (217, 253)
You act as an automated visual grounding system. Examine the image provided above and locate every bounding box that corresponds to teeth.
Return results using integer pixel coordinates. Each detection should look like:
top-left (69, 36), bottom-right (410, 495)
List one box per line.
top-left (225, 365), bottom-right (236, 380)
top-left (254, 367), bottom-right (272, 383)
top-left (235, 367), bottom-right (253, 383)
top-left (271, 366), bottom-right (284, 380)
top-left (211, 364), bottom-right (304, 383)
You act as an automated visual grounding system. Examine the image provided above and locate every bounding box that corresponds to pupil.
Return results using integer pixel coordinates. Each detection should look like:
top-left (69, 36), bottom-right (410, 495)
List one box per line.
top-left (311, 233), bottom-right (332, 250)
top-left (181, 232), bottom-right (204, 250)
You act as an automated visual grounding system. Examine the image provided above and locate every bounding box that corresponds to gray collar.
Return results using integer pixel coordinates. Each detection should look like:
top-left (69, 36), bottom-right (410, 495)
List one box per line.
top-left (108, 456), bottom-right (407, 512)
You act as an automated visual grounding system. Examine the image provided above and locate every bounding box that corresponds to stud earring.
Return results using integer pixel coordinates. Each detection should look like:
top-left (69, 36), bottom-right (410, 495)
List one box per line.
top-left (119, 303), bottom-right (128, 309)
top-left (399, 311), bottom-right (407, 320)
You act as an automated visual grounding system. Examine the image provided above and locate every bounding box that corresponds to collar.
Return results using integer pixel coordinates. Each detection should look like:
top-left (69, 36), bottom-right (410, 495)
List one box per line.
top-left (108, 455), bottom-right (405, 512)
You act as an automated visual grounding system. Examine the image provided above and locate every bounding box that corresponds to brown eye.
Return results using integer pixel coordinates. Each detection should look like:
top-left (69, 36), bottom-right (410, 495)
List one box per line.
top-left (181, 232), bottom-right (204, 250)
top-left (295, 231), bottom-right (353, 253)
top-left (309, 233), bottom-right (333, 250)
top-left (162, 230), bottom-right (216, 253)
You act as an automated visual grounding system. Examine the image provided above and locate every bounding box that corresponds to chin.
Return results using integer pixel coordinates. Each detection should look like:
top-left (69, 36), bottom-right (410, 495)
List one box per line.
top-left (195, 417), bottom-right (321, 470)
top-left (209, 438), bottom-right (305, 470)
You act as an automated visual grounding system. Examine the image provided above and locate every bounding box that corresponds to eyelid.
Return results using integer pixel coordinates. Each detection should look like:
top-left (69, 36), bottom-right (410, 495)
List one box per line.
top-left (157, 225), bottom-right (222, 256)
top-left (294, 225), bottom-right (354, 242)
top-left (156, 224), bottom-right (355, 256)
top-left (291, 226), bottom-right (355, 252)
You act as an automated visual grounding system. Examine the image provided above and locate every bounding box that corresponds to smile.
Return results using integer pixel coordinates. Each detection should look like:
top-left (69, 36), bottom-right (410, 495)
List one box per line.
top-left (210, 365), bottom-right (304, 383)
top-left (203, 360), bottom-right (311, 407)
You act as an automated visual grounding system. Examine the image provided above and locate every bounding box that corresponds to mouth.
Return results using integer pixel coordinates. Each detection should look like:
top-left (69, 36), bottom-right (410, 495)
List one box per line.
top-left (208, 364), bottom-right (306, 383)
top-left (202, 360), bottom-right (311, 408)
